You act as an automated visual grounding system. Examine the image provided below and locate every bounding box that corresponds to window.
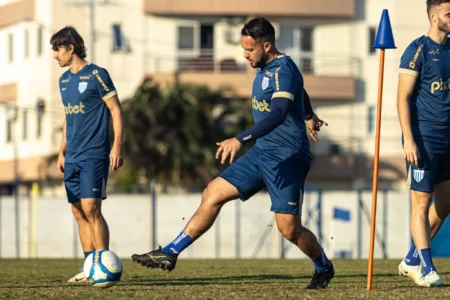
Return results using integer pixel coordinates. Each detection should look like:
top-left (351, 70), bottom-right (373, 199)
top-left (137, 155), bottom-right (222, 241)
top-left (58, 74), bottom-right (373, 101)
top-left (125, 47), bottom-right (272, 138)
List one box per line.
top-left (8, 33), bottom-right (13, 63)
top-left (22, 110), bottom-right (27, 141)
top-left (200, 24), bottom-right (214, 50)
top-left (277, 26), bottom-right (314, 73)
top-left (37, 25), bottom-right (43, 56)
top-left (369, 27), bottom-right (376, 55)
top-left (36, 111), bottom-right (42, 138)
top-left (24, 29), bottom-right (29, 58)
top-left (301, 27), bottom-right (313, 52)
top-left (368, 106), bottom-right (376, 134)
top-left (300, 27), bottom-right (313, 73)
top-left (36, 99), bottom-right (45, 139)
top-left (112, 24), bottom-right (129, 52)
top-left (6, 119), bottom-right (12, 143)
top-left (178, 26), bottom-right (195, 50)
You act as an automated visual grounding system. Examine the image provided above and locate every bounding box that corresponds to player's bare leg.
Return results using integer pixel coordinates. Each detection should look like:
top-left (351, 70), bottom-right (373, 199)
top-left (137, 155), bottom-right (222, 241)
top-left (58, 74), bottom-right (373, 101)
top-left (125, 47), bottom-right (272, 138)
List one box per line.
top-left (409, 190), bottom-right (443, 286)
top-left (411, 191), bottom-right (432, 250)
top-left (431, 181), bottom-right (450, 235)
top-left (399, 184), bottom-right (449, 286)
top-left (81, 198), bottom-right (109, 250)
top-left (275, 213), bottom-right (323, 257)
top-left (183, 178), bottom-right (239, 239)
top-left (67, 201), bottom-right (94, 283)
top-left (131, 177), bottom-right (239, 270)
top-left (275, 213), bottom-right (334, 289)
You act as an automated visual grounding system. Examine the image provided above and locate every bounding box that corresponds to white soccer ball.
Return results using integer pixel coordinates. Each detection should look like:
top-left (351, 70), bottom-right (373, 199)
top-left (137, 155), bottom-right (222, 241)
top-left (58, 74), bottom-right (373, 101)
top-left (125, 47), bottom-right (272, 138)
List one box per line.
top-left (83, 249), bottom-right (123, 288)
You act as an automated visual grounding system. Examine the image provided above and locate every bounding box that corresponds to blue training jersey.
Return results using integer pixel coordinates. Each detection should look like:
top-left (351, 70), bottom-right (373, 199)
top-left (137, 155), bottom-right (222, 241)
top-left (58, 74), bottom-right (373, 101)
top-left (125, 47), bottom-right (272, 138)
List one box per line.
top-left (399, 35), bottom-right (450, 137)
top-left (59, 63), bottom-right (117, 163)
top-left (251, 55), bottom-right (311, 162)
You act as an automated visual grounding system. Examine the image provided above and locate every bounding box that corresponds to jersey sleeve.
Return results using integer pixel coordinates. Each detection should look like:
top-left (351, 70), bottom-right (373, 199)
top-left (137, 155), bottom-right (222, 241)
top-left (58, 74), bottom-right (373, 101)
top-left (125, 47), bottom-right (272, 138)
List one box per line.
top-left (271, 66), bottom-right (299, 101)
top-left (399, 42), bottom-right (424, 77)
top-left (92, 68), bottom-right (117, 101)
top-left (58, 77), bottom-right (62, 97)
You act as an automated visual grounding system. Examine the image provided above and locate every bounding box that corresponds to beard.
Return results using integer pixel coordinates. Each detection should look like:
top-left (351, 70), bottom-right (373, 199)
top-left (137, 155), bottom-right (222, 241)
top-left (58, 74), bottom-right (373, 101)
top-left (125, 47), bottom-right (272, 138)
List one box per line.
top-left (252, 52), bottom-right (270, 69)
top-left (438, 17), bottom-right (450, 34)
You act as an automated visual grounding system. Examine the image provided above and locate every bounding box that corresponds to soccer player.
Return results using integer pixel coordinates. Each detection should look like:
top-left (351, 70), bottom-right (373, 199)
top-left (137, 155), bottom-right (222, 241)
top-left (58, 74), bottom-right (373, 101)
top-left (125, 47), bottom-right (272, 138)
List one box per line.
top-left (50, 26), bottom-right (124, 283)
top-left (131, 17), bottom-right (333, 289)
top-left (396, 0), bottom-right (450, 287)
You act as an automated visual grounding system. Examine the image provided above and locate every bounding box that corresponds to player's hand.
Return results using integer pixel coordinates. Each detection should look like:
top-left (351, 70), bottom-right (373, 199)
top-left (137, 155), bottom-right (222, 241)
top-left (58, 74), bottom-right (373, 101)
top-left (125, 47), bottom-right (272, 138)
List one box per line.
top-left (57, 152), bottom-right (65, 175)
top-left (109, 147), bottom-right (124, 171)
top-left (216, 138), bottom-right (242, 164)
top-left (306, 113), bottom-right (328, 142)
top-left (403, 139), bottom-right (420, 167)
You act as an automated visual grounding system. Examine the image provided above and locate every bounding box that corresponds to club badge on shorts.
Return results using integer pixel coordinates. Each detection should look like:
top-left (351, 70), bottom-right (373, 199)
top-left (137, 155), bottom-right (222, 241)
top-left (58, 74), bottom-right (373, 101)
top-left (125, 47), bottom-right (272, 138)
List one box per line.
top-left (413, 169), bottom-right (424, 183)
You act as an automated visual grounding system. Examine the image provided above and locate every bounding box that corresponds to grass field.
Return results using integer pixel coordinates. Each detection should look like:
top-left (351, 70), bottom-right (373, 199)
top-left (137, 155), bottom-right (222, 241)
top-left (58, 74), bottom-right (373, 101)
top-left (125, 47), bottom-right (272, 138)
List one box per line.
top-left (1, 258), bottom-right (450, 299)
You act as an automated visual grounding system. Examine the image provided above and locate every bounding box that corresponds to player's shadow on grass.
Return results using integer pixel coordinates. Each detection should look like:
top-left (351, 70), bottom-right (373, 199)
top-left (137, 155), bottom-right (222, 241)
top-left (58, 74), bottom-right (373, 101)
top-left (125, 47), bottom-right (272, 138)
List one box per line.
top-left (127, 272), bottom-right (422, 287)
top-left (0, 284), bottom-right (91, 289)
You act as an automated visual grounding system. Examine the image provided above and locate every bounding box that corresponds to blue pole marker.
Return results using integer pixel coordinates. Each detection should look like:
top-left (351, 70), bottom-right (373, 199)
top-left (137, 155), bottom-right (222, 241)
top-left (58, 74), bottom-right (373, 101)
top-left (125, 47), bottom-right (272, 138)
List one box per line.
top-left (373, 9), bottom-right (396, 49)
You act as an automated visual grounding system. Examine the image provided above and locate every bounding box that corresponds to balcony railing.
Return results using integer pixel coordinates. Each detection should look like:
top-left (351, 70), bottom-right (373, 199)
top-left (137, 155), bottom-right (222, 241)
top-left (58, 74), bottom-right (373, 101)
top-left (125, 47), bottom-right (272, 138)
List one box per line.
top-left (145, 49), bottom-right (360, 77)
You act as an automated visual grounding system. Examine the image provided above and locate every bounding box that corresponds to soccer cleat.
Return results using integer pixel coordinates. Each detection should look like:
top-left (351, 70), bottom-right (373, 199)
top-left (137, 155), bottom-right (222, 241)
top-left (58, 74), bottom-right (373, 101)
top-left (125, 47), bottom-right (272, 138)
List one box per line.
top-left (67, 269), bottom-right (89, 283)
top-left (306, 261), bottom-right (334, 289)
top-left (423, 271), bottom-right (444, 287)
top-left (398, 259), bottom-right (425, 286)
top-left (131, 246), bottom-right (178, 271)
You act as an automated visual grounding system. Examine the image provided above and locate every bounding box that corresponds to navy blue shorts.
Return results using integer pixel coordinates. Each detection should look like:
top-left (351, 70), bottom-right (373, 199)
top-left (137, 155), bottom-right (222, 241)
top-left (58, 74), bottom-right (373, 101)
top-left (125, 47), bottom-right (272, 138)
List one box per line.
top-left (406, 136), bottom-right (450, 193)
top-left (64, 159), bottom-right (110, 203)
top-left (220, 146), bottom-right (310, 215)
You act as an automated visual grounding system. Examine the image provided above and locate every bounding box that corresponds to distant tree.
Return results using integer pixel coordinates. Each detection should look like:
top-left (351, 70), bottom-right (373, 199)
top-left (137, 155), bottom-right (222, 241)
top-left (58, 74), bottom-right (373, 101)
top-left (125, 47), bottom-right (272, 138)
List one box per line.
top-left (117, 77), bottom-right (253, 192)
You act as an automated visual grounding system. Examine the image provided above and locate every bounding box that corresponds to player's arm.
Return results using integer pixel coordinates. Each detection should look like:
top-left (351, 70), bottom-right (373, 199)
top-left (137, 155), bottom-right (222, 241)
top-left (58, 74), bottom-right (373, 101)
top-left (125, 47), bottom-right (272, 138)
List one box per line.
top-left (216, 67), bottom-right (296, 164)
top-left (215, 97), bottom-right (291, 164)
top-left (397, 74), bottom-right (420, 166)
top-left (304, 89), bottom-right (328, 142)
top-left (304, 89), bottom-right (314, 120)
top-left (235, 97), bottom-right (291, 144)
top-left (397, 42), bottom-right (423, 167)
top-left (93, 67), bottom-right (124, 171)
top-left (57, 120), bottom-right (67, 175)
top-left (105, 95), bottom-right (125, 171)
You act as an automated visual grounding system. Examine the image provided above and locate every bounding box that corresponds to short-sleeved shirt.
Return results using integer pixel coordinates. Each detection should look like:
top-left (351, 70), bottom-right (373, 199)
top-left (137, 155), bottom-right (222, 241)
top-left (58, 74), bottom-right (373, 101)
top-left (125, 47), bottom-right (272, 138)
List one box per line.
top-left (251, 55), bottom-right (311, 163)
top-left (59, 64), bottom-right (117, 162)
top-left (399, 35), bottom-right (450, 137)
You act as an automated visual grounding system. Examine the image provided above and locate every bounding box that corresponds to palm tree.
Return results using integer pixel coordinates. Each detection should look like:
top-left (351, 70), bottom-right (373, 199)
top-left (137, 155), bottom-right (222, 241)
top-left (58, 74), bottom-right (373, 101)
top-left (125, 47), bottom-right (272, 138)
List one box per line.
top-left (118, 77), bottom-right (253, 192)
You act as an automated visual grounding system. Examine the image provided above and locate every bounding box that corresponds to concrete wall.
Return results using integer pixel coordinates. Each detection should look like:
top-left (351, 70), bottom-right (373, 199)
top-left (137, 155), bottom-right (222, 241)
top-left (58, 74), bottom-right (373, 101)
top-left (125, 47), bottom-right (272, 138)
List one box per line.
top-left (0, 190), bottom-right (411, 260)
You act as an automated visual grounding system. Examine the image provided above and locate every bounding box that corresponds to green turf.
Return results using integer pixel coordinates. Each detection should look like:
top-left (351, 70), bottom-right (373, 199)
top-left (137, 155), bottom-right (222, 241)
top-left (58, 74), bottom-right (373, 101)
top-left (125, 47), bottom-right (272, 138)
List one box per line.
top-left (0, 259), bottom-right (449, 299)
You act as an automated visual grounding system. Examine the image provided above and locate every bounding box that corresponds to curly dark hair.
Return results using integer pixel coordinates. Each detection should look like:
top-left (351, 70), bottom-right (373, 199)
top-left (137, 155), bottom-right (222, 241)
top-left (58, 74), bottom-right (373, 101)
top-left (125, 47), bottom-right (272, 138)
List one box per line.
top-left (241, 17), bottom-right (275, 44)
top-left (50, 26), bottom-right (87, 59)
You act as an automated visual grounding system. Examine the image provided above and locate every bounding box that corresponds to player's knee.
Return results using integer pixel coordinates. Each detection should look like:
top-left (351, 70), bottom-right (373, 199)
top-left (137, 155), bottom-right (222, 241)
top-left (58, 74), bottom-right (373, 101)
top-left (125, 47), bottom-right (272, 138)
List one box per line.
top-left (201, 184), bottom-right (225, 207)
top-left (277, 222), bottom-right (301, 242)
top-left (71, 204), bottom-right (86, 221)
top-left (411, 192), bottom-right (432, 212)
top-left (411, 201), bottom-right (430, 212)
top-left (82, 204), bottom-right (102, 220)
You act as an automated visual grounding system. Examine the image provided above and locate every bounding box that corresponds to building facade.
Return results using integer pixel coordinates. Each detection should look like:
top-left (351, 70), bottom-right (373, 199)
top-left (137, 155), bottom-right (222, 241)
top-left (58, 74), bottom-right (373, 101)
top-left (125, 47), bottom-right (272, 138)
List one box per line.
top-left (0, 0), bottom-right (430, 194)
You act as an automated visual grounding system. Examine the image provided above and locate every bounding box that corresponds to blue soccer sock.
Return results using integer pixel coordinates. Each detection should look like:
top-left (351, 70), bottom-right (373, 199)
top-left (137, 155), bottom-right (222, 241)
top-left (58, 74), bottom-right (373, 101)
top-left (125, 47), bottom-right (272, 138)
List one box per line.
top-left (161, 232), bottom-right (193, 255)
top-left (418, 248), bottom-right (436, 276)
top-left (405, 242), bottom-right (421, 266)
top-left (84, 251), bottom-right (94, 259)
top-left (312, 250), bottom-right (331, 272)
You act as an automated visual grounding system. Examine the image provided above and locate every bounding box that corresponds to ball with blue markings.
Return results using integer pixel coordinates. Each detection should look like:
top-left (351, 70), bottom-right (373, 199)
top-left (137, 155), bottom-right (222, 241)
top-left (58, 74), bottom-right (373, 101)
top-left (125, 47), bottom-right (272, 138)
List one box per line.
top-left (83, 249), bottom-right (123, 288)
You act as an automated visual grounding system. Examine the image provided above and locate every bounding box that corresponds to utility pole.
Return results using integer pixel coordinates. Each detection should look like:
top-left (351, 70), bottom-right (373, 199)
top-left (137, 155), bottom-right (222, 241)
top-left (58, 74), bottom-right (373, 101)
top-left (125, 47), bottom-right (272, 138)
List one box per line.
top-left (66, 0), bottom-right (109, 63)
top-left (88, 0), bottom-right (95, 62)
top-left (6, 105), bottom-right (19, 258)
